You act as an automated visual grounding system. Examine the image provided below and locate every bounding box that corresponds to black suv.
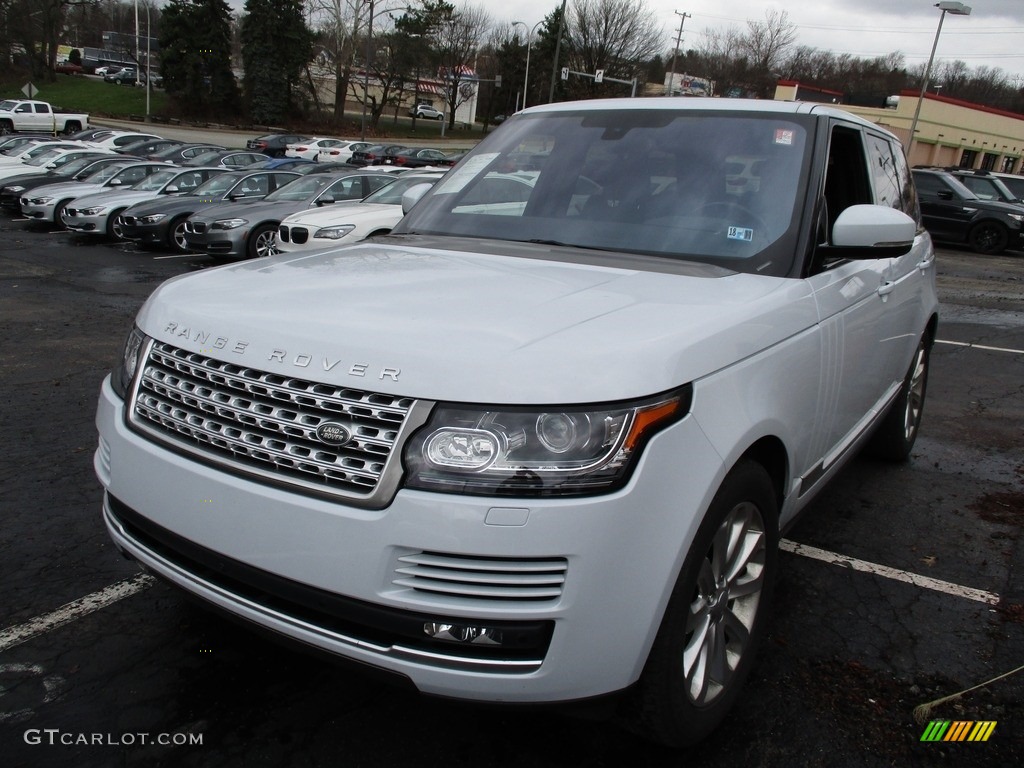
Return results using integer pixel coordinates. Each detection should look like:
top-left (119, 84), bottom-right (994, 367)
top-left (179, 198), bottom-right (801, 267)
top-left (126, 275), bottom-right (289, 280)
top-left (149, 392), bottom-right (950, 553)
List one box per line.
top-left (910, 167), bottom-right (1024, 254)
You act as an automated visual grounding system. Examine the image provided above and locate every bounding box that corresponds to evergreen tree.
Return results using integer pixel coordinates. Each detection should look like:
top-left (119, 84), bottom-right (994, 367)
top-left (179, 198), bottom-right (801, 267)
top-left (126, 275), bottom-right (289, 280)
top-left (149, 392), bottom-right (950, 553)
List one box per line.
top-left (241, 0), bottom-right (313, 126)
top-left (159, 0), bottom-right (240, 118)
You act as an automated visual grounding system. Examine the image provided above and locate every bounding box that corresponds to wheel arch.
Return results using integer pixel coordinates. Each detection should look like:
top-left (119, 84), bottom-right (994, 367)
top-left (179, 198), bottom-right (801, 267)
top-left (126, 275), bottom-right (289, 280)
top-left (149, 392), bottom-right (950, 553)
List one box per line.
top-left (737, 436), bottom-right (789, 519)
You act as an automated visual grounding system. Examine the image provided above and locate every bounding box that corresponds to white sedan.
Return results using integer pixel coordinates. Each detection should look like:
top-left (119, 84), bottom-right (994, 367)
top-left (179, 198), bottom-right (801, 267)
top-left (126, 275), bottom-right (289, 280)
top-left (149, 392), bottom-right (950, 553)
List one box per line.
top-left (285, 137), bottom-right (348, 161)
top-left (277, 171), bottom-right (444, 252)
top-left (315, 141), bottom-right (371, 164)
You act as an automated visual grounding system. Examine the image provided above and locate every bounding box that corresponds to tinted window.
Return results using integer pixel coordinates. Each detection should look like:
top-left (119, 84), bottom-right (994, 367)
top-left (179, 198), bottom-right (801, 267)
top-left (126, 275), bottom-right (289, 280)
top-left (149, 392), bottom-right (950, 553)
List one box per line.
top-left (866, 133), bottom-right (902, 210)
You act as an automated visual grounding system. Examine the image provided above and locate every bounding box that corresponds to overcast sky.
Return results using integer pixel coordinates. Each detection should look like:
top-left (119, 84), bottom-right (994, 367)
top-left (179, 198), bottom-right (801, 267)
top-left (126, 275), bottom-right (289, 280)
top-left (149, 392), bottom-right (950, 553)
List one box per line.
top-left (226, 0), bottom-right (1024, 81)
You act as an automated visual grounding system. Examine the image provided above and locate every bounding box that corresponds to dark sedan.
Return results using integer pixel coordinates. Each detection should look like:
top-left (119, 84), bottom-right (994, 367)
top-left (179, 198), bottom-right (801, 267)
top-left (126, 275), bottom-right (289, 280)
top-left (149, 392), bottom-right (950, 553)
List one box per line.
top-left (115, 138), bottom-right (183, 156)
top-left (182, 169), bottom-right (398, 259)
top-left (182, 150), bottom-right (269, 169)
top-left (349, 143), bottom-right (407, 166)
top-left (245, 134), bottom-right (311, 158)
top-left (147, 143), bottom-right (226, 163)
top-left (376, 147), bottom-right (454, 168)
top-left (117, 169), bottom-right (301, 252)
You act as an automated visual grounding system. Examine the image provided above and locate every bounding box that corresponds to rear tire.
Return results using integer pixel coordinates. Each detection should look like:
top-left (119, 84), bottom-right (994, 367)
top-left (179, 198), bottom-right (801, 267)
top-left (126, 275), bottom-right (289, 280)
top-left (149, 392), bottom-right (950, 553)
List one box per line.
top-left (866, 332), bottom-right (932, 461)
top-left (626, 460), bottom-right (778, 747)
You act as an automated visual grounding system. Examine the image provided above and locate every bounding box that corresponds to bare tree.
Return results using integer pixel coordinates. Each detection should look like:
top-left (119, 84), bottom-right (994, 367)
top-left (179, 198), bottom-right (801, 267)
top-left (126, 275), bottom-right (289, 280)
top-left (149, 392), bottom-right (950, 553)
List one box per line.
top-left (432, 2), bottom-right (489, 129)
top-left (565, 0), bottom-right (663, 98)
top-left (741, 8), bottom-right (796, 96)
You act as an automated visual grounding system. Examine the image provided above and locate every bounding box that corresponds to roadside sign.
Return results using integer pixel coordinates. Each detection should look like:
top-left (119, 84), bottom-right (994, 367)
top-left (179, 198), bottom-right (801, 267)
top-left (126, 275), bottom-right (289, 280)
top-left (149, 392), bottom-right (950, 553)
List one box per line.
top-left (561, 67), bottom-right (569, 80)
top-left (22, 82), bottom-right (38, 99)
top-left (595, 70), bottom-right (604, 83)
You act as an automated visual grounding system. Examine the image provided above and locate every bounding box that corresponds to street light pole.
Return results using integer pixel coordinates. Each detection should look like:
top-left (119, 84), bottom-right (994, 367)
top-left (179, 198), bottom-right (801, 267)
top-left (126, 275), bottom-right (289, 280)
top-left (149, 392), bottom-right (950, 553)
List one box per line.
top-left (907, 2), bottom-right (972, 157)
top-left (360, 0), bottom-right (375, 142)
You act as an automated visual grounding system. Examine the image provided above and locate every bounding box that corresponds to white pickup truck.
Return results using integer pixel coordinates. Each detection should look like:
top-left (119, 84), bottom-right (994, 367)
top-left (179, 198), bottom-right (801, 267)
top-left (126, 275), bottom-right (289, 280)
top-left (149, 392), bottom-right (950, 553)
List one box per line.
top-left (96, 98), bottom-right (938, 747)
top-left (0, 99), bottom-right (89, 135)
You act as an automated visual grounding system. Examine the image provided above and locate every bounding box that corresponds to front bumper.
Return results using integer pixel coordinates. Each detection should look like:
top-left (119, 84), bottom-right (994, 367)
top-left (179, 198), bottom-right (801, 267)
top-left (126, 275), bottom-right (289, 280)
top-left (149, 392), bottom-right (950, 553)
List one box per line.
top-left (95, 375), bottom-right (720, 702)
top-left (20, 199), bottom-right (59, 222)
top-left (182, 223), bottom-right (244, 257)
top-left (62, 208), bottom-right (109, 234)
top-left (117, 217), bottom-right (169, 244)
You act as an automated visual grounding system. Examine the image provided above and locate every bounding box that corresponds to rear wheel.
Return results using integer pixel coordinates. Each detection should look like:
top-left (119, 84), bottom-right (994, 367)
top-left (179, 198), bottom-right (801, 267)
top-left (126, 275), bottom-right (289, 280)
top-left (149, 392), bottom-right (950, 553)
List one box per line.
top-left (627, 460), bottom-right (778, 747)
top-left (63, 121), bottom-right (82, 135)
top-left (866, 332), bottom-right (932, 461)
top-left (968, 221), bottom-right (1008, 254)
top-left (166, 215), bottom-right (190, 253)
top-left (247, 223), bottom-right (278, 259)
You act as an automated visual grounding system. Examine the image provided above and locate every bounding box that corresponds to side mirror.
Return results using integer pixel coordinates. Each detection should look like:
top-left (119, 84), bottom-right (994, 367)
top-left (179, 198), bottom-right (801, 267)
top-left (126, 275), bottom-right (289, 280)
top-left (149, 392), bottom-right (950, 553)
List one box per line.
top-left (936, 190), bottom-right (954, 201)
top-left (401, 182), bottom-right (433, 214)
top-left (820, 204), bottom-right (916, 260)
top-left (163, 185), bottom-right (179, 194)
top-left (315, 194), bottom-right (335, 206)
top-left (108, 178), bottom-right (122, 186)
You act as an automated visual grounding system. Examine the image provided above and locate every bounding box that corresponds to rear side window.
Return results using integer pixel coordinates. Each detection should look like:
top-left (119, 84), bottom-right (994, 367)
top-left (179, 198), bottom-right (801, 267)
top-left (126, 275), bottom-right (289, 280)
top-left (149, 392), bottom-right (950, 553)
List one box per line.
top-left (865, 134), bottom-right (902, 211)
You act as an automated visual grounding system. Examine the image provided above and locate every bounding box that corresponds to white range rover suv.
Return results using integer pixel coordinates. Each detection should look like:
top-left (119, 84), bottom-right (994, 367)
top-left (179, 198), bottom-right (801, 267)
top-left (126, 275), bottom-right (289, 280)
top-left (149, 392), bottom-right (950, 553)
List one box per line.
top-left (95, 98), bottom-right (937, 747)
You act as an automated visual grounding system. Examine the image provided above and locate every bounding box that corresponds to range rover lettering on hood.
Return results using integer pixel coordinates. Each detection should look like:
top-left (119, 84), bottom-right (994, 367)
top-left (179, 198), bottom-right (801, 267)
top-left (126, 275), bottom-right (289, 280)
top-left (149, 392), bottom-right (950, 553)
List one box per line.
top-left (162, 321), bottom-right (401, 381)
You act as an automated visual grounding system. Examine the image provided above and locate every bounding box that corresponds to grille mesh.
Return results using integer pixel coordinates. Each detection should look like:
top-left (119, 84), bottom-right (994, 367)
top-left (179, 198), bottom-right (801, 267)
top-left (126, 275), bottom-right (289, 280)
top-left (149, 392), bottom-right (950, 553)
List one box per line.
top-left (132, 341), bottom-right (414, 497)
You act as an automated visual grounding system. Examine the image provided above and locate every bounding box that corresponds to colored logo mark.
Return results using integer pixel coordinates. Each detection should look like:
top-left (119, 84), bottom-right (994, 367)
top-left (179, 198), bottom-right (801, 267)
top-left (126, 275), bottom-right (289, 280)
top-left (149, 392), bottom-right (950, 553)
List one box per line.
top-left (920, 720), bottom-right (996, 742)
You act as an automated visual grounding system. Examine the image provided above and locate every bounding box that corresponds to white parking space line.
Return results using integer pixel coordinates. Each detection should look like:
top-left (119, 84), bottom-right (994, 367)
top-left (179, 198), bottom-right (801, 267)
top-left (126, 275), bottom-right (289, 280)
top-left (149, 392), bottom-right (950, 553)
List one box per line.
top-left (153, 254), bottom-right (194, 260)
top-left (0, 574), bottom-right (155, 654)
top-left (936, 339), bottom-right (1024, 355)
top-left (780, 539), bottom-right (1001, 606)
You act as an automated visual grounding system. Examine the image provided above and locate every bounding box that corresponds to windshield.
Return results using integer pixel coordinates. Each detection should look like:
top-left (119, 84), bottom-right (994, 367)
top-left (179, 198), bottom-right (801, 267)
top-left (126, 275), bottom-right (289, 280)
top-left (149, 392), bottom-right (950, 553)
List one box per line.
top-left (188, 173), bottom-right (240, 196)
top-left (56, 157), bottom-right (101, 176)
top-left (26, 149), bottom-right (62, 166)
top-left (263, 175), bottom-right (329, 202)
top-left (130, 169), bottom-right (179, 191)
top-left (395, 109), bottom-right (814, 276)
top-left (85, 164), bottom-right (125, 183)
top-left (189, 151), bottom-right (221, 165)
top-left (363, 174), bottom-right (442, 204)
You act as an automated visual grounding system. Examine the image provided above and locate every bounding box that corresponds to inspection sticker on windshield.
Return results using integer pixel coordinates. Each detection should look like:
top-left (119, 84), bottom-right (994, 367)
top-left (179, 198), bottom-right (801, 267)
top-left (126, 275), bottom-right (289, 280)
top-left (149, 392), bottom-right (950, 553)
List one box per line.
top-left (728, 226), bottom-right (753, 242)
top-left (775, 128), bottom-right (795, 145)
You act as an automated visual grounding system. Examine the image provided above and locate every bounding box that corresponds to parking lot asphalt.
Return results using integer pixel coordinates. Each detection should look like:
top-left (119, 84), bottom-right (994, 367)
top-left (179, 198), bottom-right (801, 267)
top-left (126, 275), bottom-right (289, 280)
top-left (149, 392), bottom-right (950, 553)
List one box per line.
top-left (0, 218), bottom-right (1021, 768)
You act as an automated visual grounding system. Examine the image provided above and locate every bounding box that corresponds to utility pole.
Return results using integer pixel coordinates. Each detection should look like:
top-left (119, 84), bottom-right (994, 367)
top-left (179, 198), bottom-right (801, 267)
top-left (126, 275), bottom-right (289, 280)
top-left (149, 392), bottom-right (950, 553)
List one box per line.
top-left (666, 10), bottom-right (690, 96)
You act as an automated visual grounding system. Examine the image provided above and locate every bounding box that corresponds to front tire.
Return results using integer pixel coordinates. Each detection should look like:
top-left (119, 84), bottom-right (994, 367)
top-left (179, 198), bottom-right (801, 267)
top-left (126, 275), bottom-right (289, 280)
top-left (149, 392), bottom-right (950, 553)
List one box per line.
top-left (247, 223), bottom-right (278, 259)
top-left (166, 215), bottom-right (191, 253)
top-left (106, 209), bottom-right (127, 241)
top-left (866, 332), bottom-right (932, 461)
top-left (627, 460), bottom-right (778, 747)
top-left (968, 221), bottom-right (1008, 254)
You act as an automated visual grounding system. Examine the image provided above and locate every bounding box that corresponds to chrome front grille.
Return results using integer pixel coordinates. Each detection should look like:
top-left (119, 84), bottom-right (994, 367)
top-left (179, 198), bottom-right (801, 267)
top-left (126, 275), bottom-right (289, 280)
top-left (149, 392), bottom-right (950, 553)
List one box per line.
top-left (291, 227), bottom-right (309, 244)
top-left (185, 221), bottom-right (207, 234)
top-left (278, 225), bottom-right (290, 242)
top-left (394, 552), bottom-right (569, 602)
top-left (131, 341), bottom-right (423, 503)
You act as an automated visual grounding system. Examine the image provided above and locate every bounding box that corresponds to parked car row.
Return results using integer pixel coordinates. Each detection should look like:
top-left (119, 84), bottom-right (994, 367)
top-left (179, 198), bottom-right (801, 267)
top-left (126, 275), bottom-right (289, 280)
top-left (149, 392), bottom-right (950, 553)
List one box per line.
top-left (0, 128), bottom-right (452, 259)
top-left (911, 166), bottom-right (1024, 254)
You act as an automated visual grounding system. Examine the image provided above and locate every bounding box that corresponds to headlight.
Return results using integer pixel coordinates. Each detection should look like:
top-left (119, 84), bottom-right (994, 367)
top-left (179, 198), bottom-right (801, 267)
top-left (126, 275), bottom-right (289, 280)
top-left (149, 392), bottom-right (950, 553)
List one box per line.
top-left (6, 185), bottom-right (25, 193)
top-left (403, 387), bottom-right (691, 496)
top-left (1008, 214), bottom-right (1024, 223)
top-left (79, 206), bottom-right (105, 215)
top-left (213, 218), bottom-right (247, 229)
top-left (30, 196), bottom-right (53, 205)
top-left (314, 224), bottom-right (356, 239)
top-left (112, 326), bottom-right (149, 399)
top-left (138, 213), bottom-right (166, 224)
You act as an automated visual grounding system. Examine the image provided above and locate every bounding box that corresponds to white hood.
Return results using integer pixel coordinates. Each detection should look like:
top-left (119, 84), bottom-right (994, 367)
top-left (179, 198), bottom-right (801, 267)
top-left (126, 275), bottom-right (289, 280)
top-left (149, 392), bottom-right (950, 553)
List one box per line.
top-left (137, 240), bottom-right (817, 403)
top-left (281, 201), bottom-right (393, 227)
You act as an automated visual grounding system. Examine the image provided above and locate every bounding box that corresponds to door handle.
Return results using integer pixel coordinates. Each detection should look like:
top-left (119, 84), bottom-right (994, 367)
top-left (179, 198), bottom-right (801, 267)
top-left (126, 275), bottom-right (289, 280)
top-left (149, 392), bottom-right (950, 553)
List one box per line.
top-left (878, 281), bottom-right (895, 300)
